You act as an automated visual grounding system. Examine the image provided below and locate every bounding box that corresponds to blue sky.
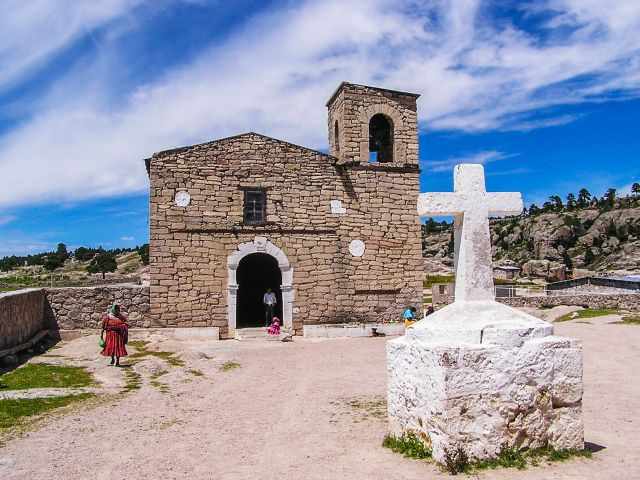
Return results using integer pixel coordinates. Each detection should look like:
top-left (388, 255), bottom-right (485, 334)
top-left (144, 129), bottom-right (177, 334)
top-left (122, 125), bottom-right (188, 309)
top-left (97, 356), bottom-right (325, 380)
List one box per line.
top-left (1, 0), bottom-right (639, 256)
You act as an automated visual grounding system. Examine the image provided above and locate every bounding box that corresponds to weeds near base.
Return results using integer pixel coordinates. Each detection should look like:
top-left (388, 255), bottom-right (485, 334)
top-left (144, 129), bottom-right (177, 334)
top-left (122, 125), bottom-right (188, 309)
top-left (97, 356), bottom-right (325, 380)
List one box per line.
top-left (220, 361), bottom-right (240, 372)
top-left (442, 443), bottom-right (593, 475)
top-left (557, 308), bottom-right (619, 322)
top-left (443, 445), bottom-right (470, 474)
top-left (382, 432), bottom-right (432, 460)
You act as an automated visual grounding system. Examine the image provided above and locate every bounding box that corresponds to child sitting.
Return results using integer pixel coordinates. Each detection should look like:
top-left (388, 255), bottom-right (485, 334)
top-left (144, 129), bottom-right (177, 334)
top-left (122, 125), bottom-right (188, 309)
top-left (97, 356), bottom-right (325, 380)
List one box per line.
top-left (267, 316), bottom-right (281, 335)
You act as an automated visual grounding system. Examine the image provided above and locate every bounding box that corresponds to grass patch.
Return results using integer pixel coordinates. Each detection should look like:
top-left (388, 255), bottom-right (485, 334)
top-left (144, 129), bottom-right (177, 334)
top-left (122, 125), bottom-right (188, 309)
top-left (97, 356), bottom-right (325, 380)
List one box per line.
top-left (383, 432), bottom-right (432, 459)
top-left (0, 363), bottom-right (94, 390)
top-left (128, 340), bottom-right (185, 367)
top-left (121, 368), bottom-right (142, 392)
top-left (620, 315), bottom-right (640, 325)
top-left (345, 396), bottom-right (387, 419)
top-left (188, 369), bottom-right (204, 377)
top-left (220, 361), bottom-right (240, 372)
top-left (150, 380), bottom-right (170, 394)
top-left (0, 394), bottom-right (94, 430)
top-left (557, 308), bottom-right (620, 322)
top-left (424, 275), bottom-right (454, 289)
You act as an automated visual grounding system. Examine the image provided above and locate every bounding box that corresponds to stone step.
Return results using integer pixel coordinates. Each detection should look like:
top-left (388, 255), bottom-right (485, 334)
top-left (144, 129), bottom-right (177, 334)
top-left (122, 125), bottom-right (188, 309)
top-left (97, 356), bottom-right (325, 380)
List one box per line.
top-left (234, 327), bottom-right (269, 340)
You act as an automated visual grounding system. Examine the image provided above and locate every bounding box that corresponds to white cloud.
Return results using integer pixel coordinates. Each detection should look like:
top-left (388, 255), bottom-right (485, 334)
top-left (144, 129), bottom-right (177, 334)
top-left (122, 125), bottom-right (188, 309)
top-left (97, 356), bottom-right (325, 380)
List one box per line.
top-left (0, 0), bottom-right (639, 207)
top-left (120, 236), bottom-right (135, 241)
top-left (426, 150), bottom-right (517, 173)
top-left (0, 215), bottom-right (17, 226)
top-left (0, 0), bottom-right (145, 91)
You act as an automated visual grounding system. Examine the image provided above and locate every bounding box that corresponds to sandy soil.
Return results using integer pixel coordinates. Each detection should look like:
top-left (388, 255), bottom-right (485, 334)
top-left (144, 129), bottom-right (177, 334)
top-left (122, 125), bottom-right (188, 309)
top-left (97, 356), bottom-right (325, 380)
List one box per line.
top-left (0, 315), bottom-right (638, 480)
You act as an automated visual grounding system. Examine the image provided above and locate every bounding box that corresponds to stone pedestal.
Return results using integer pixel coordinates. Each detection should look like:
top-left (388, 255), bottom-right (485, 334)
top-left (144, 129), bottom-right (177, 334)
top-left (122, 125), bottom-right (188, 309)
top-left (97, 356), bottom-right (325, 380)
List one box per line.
top-left (387, 301), bottom-right (583, 463)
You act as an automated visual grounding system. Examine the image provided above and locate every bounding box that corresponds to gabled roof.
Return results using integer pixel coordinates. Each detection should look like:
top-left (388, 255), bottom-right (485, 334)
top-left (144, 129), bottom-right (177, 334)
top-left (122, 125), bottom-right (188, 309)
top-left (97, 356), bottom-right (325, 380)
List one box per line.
top-left (326, 81), bottom-right (421, 107)
top-left (145, 132), bottom-right (337, 174)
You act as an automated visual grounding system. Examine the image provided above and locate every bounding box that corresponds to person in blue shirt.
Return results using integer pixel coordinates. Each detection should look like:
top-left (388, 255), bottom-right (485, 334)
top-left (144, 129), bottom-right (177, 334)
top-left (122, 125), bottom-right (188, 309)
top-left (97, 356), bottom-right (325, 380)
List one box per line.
top-left (402, 306), bottom-right (417, 328)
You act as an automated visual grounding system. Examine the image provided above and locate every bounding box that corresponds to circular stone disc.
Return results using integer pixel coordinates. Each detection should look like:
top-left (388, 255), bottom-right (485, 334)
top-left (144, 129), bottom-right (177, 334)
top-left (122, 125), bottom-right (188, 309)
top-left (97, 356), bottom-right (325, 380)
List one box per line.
top-left (349, 239), bottom-right (366, 257)
top-left (175, 190), bottom-right (191, 207)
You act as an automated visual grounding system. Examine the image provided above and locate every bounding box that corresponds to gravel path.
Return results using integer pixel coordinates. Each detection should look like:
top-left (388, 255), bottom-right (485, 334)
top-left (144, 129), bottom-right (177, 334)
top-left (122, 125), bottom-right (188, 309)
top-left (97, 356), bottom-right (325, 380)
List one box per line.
top-left (0, 316), bottom-right (638, 480)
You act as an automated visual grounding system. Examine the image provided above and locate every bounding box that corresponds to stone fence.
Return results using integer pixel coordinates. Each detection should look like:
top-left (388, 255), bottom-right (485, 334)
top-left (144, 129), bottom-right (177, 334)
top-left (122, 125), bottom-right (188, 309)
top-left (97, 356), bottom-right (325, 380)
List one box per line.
top-left (45, 284), bottom-right (150, 330)
top-left (0, 289), bottom-right (46, 352)
top-left (0, 285), bottom-right (150, 354)
top-left (499, 293), bottom-right (640, 311)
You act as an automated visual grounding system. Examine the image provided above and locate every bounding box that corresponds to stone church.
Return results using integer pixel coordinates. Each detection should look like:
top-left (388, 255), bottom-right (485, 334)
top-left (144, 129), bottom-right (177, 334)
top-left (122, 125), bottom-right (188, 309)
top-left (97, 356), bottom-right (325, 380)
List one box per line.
top-left (145, 82), bottom-right (423, 338)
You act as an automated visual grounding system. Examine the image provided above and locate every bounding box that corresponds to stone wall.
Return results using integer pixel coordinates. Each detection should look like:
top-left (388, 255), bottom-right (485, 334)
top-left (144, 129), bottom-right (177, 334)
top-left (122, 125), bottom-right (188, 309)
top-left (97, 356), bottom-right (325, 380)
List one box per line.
top-left (0, 289), bottom-right (45, 351)
top-left (148, 95), bottom-right (423, 338)
top-left (44, 284), bottom-right (150, 330)
top-left (327, 82), bottom-right (419, 166)
top-left (499, 293), bottom-right (640, 311)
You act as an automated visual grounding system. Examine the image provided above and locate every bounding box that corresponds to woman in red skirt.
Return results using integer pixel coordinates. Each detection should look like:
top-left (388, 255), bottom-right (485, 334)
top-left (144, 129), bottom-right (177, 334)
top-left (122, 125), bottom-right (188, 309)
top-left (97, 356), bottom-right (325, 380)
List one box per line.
top-left (100, 304), bottom-right (129, 366)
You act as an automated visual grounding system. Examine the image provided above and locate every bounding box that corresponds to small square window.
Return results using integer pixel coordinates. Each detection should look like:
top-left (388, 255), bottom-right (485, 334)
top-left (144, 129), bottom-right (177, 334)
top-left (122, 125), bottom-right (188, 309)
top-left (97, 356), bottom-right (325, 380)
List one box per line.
top-left (243, 190), bottom-right (266, 225)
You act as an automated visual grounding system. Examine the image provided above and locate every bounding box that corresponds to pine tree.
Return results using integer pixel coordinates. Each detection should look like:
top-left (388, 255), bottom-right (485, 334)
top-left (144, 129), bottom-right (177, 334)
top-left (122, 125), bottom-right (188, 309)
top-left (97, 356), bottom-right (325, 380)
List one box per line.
top-left (87, 252), bottom-right (118, 279)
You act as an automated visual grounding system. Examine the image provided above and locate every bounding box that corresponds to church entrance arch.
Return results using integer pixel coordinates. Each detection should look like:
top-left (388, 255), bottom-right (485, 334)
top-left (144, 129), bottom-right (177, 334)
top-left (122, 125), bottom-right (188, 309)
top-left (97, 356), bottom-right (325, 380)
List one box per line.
top-left (236, 253), bottom-right (282, 328)
top-left (227, 237), bottom-right (294, 334)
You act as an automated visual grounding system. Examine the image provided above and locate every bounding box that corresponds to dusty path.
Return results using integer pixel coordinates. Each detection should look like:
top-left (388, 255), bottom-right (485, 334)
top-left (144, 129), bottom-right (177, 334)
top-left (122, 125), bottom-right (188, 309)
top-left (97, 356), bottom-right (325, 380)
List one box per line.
top-left (0, 316), bottom-right (638, 480)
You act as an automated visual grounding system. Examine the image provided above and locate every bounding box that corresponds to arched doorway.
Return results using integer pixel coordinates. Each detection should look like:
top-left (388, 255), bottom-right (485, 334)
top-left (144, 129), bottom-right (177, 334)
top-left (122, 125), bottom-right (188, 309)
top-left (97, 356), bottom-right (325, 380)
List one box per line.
top-left (236, 253), bottom-right (282, 328)
top-left (369, 113), bottom-right (393, 163)
top-left (227, 236), bottom-right (294, 335)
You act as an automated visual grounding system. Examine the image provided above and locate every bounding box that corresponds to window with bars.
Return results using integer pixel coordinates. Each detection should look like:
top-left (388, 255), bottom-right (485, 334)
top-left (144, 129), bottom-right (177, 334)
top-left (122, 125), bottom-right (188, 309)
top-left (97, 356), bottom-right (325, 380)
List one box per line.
top-left (243, 190), bottom-right (266, 225)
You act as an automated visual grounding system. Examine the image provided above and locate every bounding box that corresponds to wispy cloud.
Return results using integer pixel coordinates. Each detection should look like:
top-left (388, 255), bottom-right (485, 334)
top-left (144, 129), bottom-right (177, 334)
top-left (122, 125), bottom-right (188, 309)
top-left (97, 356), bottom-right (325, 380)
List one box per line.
top-left (1, 0), bottom-right (640, 207)
top-left (426, 150), bottom-right (518, 173)
top-left (120, 236), bottom-right (135, 241)
top-left (0, 215), bottom-right (17, 226)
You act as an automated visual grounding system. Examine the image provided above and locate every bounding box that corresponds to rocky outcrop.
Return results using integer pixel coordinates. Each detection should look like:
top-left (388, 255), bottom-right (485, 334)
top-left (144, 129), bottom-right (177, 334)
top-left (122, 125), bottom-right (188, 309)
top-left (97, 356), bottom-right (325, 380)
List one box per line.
top-left (422, 205), bottom-right (640, 277)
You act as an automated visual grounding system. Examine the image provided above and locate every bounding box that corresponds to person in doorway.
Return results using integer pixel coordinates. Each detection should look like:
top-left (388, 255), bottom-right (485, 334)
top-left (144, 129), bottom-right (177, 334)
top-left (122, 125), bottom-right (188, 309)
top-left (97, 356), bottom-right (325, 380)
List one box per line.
top-left (426, 305), bottom-right (435, 316)
top-left (100, 303), bottom-right (129, 366)
top-left (403, 306), bottom-right (417, 328)
top-left (263, 288), bottom-right (277, 327)
top-left (268, 316), bottom-right (281, 336)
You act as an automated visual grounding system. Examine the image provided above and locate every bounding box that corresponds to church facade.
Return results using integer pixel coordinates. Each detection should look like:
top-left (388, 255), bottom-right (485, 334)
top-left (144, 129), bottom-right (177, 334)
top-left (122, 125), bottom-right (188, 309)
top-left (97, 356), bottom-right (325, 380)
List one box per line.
top-left (146, 82), bottom-right (423, 338)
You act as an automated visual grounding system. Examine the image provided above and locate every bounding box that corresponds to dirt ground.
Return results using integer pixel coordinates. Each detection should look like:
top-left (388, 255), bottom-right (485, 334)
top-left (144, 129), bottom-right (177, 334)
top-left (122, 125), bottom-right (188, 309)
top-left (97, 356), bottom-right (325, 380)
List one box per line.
top-left (0, 314), bottom-right (638, 480)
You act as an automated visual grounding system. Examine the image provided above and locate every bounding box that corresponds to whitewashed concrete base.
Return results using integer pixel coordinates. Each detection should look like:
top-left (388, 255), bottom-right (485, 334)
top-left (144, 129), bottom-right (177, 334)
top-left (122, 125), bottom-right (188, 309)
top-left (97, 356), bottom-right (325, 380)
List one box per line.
top-left (387, 301), bottom-right (584, 463)
top-left (304, 322), bottom-right (405, 338)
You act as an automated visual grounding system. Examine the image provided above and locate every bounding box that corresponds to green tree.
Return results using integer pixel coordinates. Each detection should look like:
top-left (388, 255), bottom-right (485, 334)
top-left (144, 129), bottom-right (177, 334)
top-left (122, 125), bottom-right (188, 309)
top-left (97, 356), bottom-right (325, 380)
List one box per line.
top-left (632, 183), bottom-right (640, 196)
top-left (56, 243), bottom-right (69, 260)
top-left (549, 195), bottom-right (563, 211)
top-left (44, 254), bottom-right (64, 271)
top-left (138, 244), bottom-right (149, 266)
top-left (528, 203), bottom-right (541, 216)
top-left (87, 252), bottom-right (118, 279)
top-left (603, 188), bottom-right (617, 209)
top-left (577, 188), bottom-right (591, 208)
top-left (566, 193), bottom-right (577, 210)
top-left (584, 248), bottom-right (595, 265)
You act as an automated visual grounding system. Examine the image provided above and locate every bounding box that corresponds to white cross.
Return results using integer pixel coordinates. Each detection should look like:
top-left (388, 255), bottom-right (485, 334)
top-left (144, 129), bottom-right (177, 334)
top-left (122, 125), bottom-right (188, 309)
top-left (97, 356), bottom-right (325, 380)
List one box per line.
top-left (418, 164), bottom-right (523, 302)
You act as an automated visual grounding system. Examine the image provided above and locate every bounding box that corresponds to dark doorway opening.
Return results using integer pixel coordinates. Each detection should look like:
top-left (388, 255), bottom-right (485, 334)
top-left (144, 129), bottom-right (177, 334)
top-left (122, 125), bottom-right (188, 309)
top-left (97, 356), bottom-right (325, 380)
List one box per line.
top-left (369, 113), bottom-right (393, 163)
top-left (236, 253), bottom-right (282, 328)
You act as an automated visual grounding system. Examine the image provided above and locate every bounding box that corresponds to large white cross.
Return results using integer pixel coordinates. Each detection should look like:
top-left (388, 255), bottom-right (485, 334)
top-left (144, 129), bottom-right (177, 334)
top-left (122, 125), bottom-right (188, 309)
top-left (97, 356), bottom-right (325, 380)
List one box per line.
top-left (418, 164), bottom-right (523, 302)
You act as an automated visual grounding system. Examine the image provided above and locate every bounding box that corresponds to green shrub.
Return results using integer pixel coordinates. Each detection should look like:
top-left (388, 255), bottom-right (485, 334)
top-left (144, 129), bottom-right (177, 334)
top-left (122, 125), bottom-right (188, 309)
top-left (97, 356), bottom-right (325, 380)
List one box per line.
top-left (382, 432), bottom-right (432, 459)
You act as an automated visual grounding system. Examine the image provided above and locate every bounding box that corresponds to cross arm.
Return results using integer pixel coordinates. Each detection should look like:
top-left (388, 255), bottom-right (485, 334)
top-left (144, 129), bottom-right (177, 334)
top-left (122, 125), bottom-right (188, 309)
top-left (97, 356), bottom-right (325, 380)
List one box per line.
top-left (486, 192), bottom-right (523, 218)
top-left (417, 192), bottom-right (465, 217)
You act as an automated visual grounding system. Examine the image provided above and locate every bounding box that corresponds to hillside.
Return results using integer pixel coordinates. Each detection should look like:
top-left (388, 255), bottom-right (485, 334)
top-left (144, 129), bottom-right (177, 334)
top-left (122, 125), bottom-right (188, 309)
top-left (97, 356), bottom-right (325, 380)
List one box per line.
top-left (422, 202), bottom-right (640, 280)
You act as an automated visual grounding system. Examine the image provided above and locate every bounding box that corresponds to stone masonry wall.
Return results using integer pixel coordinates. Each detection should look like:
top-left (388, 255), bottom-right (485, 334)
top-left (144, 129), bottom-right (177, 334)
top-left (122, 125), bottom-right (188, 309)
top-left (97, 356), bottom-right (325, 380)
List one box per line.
top-left (499, 293), bottom-right (640, 311)
top-left (148, 130), bottom-right (423, 337)
top-left (328, 82), bottom-right (419, 166)
top-left (44, 285), bottom-right (150, 330)
top-left (0, 289), bottom-right (45, 351)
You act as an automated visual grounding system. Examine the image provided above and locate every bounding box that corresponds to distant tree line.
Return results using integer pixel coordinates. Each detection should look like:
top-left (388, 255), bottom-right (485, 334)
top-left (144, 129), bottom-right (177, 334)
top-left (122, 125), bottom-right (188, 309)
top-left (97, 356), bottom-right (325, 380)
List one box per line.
top-left (526, 183), bottom-right (640, 216)
top-left (0, 243), bottom-right (150, 273)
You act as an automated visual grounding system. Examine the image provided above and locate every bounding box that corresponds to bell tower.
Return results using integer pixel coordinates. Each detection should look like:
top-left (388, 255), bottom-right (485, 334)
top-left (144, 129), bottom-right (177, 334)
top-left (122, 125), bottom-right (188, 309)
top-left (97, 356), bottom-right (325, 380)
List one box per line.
top-left (326, 82), bottom-right (420, 165)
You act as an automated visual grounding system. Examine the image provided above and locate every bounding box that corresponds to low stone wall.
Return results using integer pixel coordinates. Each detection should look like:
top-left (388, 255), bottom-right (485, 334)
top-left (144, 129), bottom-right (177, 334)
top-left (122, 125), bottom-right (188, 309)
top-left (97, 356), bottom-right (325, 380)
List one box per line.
top-left (0, 289), bottom-right (46, 351)
top-left (44, 284), bottom-right (150, 330)
top-left (499, 293), bottom-right (640, 311)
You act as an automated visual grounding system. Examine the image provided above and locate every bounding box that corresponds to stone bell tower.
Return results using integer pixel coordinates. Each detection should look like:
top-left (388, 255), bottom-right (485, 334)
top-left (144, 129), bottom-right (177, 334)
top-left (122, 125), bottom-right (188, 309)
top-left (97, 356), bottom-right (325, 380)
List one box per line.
top-left (326, 82), bottom-right (420, 165)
